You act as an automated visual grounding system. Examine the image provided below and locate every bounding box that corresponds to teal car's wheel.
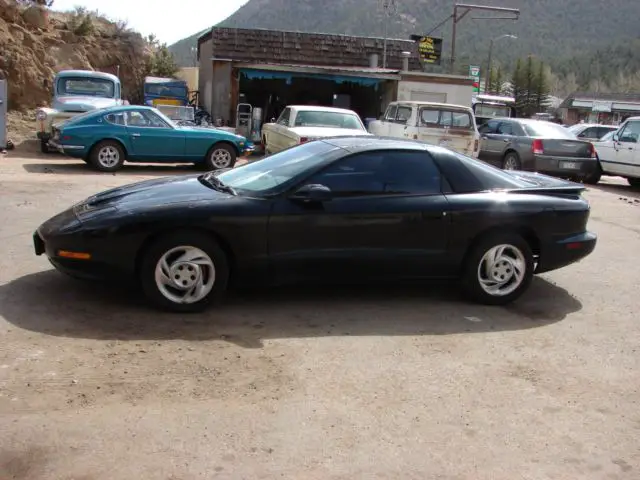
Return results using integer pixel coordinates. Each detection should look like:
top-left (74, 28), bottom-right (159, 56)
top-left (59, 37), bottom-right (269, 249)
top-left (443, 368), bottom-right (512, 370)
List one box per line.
top-left (205, 143), bottom-right (236, 171)
top-left (89, 140), bottom-right (125, 172)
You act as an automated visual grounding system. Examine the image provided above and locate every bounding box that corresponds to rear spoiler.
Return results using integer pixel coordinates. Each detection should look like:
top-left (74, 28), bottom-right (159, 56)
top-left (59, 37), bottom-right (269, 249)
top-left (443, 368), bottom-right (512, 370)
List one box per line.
top-left (506, 185), bottom-right (586, 196)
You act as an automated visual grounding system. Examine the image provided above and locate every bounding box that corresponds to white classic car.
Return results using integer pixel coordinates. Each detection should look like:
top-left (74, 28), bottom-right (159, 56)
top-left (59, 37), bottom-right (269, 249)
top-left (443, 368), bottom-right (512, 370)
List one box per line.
top-left (368, 101), bottom-right (481, 158)
top-left (261, 105), bottom-right (371, 154)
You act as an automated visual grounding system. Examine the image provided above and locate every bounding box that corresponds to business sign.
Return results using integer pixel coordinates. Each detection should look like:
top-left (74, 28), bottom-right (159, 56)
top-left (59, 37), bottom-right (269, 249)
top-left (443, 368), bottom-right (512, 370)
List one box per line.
top-left (592, 101), bottom-right (612, 113)
top-left (410, 35), bottom-right (443, 65)
top-left (469, 65), bottom-right (481, 93)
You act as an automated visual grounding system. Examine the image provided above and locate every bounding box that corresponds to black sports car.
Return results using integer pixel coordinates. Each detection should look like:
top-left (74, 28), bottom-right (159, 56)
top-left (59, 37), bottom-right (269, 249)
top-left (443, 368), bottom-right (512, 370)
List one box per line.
top-left (34, 137), bottom-right (597, 312)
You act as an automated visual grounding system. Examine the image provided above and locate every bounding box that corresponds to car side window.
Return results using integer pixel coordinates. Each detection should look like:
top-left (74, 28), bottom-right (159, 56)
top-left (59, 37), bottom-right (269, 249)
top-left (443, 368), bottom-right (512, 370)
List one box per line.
top-left (497, 122), bottom-right (514, 135)
top-left (126, 110), bottom-right (169, 128)
top-left (303, 150), bottom-right (442, 196)
top-left (384, 104), bottom-right (398, 121)
top-left (105, 112), bottom-right (125, 126)
top-left (277, 108), bottom-right (291, 127)
top-left (577, 127), bottom-right (599, 139)
top-left (479, 120), bottom-right (499, 134)
top-left (618, 121), bottom-right (640, 143)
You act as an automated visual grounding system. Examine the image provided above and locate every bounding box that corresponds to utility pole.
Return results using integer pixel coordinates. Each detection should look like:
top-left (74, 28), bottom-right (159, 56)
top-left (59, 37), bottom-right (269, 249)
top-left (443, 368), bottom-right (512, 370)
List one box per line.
top-left (450, 3), bottom-right (519, 73)
top-left (379, 0), bottom-right (398, 69)
top-left (485, 34), bottom-right (517, 93)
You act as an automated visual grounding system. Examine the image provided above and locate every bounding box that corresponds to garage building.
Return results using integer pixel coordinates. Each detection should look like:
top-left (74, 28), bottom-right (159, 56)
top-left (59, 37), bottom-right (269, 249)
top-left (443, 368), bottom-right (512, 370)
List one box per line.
top-left (197, 27), bottom-right (474, 129)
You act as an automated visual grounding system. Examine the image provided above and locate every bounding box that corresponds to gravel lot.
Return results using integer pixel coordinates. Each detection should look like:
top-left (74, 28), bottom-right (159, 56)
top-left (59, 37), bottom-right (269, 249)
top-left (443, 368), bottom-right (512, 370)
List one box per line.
top-left (1, 150), bottom-right (639, 479)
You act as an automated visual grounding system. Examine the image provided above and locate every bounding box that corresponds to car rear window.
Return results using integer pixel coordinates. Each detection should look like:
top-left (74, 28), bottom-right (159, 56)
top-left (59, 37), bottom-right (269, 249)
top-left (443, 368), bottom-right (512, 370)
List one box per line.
top-left (419, 108), bottom-right (473, 129)
top-left (523, 122), bottom-right (575, 138)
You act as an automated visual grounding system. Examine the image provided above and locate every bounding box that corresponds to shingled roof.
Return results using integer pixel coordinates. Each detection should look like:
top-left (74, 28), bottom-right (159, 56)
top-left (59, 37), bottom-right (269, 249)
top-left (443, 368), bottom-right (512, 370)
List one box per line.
top-left (560, 92), bottom-right (640, 109)
top-left (199, 27), bottom-right (422, 71)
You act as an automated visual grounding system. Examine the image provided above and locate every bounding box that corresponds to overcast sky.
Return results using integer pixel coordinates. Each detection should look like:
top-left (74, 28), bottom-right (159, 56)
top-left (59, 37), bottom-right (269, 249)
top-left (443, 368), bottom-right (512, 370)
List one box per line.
top-left (53, 0), bottom-right (250, 45)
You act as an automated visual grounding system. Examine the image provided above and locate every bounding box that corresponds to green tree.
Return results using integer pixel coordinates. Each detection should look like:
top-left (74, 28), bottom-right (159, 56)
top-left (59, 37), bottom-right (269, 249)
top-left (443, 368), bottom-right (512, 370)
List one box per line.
top-left (534, 60), bottom-right (551, 112)
top-left (511, 58), bottom-right (528, 116)
top-left (488, 66), bottom-right (503, 95)
top-left (147, 44), bottom-right (179, 78)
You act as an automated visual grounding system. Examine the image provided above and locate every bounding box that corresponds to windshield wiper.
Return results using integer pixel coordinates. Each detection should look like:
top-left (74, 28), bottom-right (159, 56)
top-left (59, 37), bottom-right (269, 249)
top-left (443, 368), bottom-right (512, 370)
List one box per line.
top-left (202, 172), bottom-right (237, 195)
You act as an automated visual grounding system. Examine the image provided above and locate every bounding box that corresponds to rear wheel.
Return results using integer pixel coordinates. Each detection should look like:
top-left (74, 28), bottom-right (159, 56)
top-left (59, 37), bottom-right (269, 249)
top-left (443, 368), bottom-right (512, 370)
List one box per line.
top-left (461, 232), bottom-right (534, 305)
top-left (627, 178), bottom-right (640, 189)
top-left (205, 143), bottom-right (236, 170)
top-left (502, 152), bottom-right (521, 171)
top-left (89, 140), bottom-right (125, 172)
top-left (139, 231), bottom-right (230, 312)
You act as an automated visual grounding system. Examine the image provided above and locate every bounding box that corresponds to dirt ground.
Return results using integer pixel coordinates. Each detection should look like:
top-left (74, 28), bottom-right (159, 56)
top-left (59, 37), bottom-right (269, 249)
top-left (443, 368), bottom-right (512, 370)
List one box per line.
top-left (1, 148), bottom-right (639, 479)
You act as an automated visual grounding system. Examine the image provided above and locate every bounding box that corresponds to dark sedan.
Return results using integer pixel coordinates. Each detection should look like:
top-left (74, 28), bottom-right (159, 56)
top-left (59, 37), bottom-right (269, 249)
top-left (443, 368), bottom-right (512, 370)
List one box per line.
top-left (478, 118), bottom-right (599, 181)
top-left (34, 137), bottom-right (597, 312)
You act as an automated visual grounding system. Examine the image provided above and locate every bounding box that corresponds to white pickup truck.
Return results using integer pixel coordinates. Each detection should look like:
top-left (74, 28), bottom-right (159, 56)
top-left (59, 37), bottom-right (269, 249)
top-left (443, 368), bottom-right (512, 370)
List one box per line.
top-left (368, 101), bottom-right (481, 158)
top-left (588, 116), bottom-right (640, 187)
top-left (261, 105), bottom-right (371, 154)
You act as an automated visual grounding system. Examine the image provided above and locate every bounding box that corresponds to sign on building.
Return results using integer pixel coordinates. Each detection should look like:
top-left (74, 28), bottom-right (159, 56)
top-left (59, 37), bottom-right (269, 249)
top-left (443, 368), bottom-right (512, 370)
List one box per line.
top-left (410, 35), bottom-right (443, 65)
top-left (469, 65), bottom-right (480, 93)
top-left (592, 100), bottom-right (612, 113)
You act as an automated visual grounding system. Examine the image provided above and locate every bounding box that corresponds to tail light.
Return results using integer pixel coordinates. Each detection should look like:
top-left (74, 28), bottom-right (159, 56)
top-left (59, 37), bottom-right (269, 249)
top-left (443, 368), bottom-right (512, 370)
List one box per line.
top-left (532, 139), bottom-right (544, 155)
top-left (299, 137), bottom-right (309, 144)
top-left (474, 139), bottom-right (479, 152)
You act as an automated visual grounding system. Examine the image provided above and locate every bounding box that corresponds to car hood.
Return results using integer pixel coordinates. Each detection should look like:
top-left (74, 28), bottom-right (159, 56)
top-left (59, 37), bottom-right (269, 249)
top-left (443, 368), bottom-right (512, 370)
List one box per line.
top-left (76, 174), bottom-right (230, 214)
top-left (176, 125), bottom-right (247, 142)
top-left (53, 96), bottom-right (119, 112)
top-left (289, 126), bottom-right (372, 138)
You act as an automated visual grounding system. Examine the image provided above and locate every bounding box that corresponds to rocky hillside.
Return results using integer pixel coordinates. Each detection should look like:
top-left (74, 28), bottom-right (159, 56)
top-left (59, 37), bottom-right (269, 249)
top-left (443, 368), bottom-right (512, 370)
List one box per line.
top-left (0, 0), bottom-right (152, 110)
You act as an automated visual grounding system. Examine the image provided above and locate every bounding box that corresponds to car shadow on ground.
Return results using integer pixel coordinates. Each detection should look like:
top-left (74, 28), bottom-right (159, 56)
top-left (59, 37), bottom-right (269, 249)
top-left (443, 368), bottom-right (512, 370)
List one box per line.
top-left (590, 182), bottom-right (640, 200)
top-left (21, 161), bottom-right (200, 177)
top-left (0, 270), bottom-right (582, 348)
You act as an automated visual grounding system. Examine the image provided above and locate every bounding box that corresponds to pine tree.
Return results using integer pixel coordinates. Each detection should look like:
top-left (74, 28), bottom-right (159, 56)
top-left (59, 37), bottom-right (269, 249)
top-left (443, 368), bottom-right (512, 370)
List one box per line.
top-left (490, 66), bottom-right (503, 95)
top-left (524, 55), bottom-right (536, 117)
top-left (534, 61), bottom-right (551, 113)
top-left (511, 59), bottom-right (527, 117)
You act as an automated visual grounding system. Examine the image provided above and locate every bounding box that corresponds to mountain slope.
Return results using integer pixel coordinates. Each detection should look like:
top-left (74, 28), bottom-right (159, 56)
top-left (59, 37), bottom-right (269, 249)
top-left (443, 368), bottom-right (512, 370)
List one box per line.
top-left (169, 0), bottom-right (640, 85)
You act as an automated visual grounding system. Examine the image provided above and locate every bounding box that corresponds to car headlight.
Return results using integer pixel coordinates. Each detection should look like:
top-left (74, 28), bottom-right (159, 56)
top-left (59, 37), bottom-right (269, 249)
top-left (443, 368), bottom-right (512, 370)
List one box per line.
top-left (36, 110), bottom-right (47, 121)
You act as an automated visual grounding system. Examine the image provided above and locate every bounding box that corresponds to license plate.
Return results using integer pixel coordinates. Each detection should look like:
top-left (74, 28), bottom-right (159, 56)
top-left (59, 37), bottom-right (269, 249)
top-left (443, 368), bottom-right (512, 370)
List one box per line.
top-left (560, 161), bottom-right (580, 170)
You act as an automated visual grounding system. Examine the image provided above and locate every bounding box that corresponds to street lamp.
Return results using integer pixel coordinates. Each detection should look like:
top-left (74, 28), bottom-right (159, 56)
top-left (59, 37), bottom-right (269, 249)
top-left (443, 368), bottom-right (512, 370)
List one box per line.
top-left (485, 34), bottom-right (517, 93)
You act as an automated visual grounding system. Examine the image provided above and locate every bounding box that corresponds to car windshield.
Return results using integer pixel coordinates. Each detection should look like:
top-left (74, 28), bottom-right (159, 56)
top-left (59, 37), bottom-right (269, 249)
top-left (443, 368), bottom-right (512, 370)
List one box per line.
top-left (475, 104), bottom-right (511, 118)
top-left (57, 77), bottom-right (115, 98)
top-left (567, 124), bottom-right (585, 134)
top-left (599, 130), bottom-right (616, 141)
top-left (523, 122), bottom-right (575, 138)
top-left (293, 111), bottom-right (364, 130)
top-left (215, 141), bottom-right (340, 194)
top-left (144, 84), bottom-right (188, 98)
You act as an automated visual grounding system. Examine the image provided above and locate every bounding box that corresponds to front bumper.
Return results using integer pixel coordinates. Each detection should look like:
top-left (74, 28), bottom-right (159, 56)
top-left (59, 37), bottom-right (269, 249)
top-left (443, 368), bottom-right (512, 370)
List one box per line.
top-left (536, 231), bottom-right (597, 274)
top-left (534, 155), bottom-right (598, 177)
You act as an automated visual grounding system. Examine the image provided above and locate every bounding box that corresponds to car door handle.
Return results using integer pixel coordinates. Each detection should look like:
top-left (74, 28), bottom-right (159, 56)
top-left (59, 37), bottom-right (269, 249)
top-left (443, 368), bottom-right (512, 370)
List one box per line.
top-left (131, 133), bottom-right (140, 137)
top-left (502, 139), bottom-right (509, 143)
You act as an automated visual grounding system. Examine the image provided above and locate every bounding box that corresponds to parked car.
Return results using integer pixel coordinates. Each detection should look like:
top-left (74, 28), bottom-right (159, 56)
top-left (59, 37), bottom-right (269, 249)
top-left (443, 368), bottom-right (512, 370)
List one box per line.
top-left (261, 105), bottom-right (370, 154)
top-left (48, 105), bottom-right (252, 172)
top-left (567, 123), bottom-right (619, 141)
top-left (34, 137), bottom-right (596, 312)
top-left (478, 118), bottom-right (598, 181)
top-left (36, 70), bottom-right (125, 154)
top-left (368, 101), bottom-right (480, 158)
top-left (585, 116), bottom-right (640, 186)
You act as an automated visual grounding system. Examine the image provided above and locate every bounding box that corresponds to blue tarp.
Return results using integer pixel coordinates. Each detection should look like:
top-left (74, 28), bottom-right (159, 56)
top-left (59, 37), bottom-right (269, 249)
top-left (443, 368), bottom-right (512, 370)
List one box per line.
top-left (240, 69), bottom-right (381, 88)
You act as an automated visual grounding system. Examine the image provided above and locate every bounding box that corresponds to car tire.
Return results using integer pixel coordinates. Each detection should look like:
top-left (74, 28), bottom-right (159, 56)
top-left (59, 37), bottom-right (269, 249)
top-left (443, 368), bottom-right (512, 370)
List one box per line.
top-left (205, 143), bottom-right (236, 170)
top-left (627, 178), bottom-right (640, 189)
top-left (584, 163), bottom-right (602, 185)
top-left (139, 230), bottom-right (230, 313)
top-left (461, 232), bottom-right (534, 306)
top-left (502, 152), bottom-right (521, 171)
top-left (89, 140), bottom-right (125, 172)
top-left (40, 140), bottom-right (51, 154)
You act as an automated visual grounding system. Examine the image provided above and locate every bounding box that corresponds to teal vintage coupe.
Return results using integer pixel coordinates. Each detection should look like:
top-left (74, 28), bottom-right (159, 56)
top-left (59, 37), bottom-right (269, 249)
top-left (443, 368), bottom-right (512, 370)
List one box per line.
top-left (49, 105), bottom-right (252, 172)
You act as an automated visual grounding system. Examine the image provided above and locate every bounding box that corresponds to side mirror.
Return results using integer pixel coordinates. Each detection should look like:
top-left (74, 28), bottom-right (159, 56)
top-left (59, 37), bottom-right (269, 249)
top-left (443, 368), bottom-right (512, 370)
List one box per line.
top-left (290, 184), bottom-right (333, 203)
top-left (271, 117), bottom-right (276, 123)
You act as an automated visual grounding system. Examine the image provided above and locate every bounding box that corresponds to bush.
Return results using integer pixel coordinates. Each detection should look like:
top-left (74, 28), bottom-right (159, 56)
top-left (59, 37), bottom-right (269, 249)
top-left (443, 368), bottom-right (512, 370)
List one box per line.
top-left (67, 6), bottom-right (94, 36)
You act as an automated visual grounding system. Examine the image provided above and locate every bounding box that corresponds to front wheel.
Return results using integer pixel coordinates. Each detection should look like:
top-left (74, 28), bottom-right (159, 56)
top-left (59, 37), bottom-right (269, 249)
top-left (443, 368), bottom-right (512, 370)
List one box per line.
top-left (205, 143), bottom-right (236, 170)
top-left (139, 231), bottom-right (230, 312)
top-left (461, 232), bottom-right (534, 305)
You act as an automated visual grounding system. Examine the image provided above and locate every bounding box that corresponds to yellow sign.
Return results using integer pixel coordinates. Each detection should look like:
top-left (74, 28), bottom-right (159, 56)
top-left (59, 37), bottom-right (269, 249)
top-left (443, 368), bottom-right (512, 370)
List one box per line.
top-left (153, 98), bottom-right (182, 106)
top-left (416, 36), bottom-right (443, 65)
